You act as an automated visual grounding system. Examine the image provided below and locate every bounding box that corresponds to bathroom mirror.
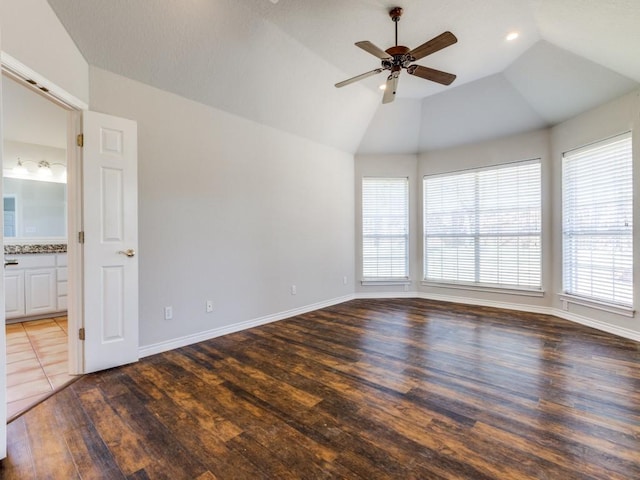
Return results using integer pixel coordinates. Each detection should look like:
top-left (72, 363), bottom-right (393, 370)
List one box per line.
top-left (3, 177), bottom-right (67, 240)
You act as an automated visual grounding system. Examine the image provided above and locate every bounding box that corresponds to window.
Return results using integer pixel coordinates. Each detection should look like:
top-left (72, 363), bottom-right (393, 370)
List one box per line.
top-left (362, 177), bottom-right (409, 280)
top-left (562, 133), bottom-right (633, 307)
top-left (424, 160), bottom-right (541, 289)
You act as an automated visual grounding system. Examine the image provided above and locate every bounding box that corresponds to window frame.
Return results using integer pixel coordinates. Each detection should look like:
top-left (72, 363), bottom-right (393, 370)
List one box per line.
top-left (422, 159), bottom-right (542, 293)
top-left (361, 176), bottom-right (410, 283)
top-left (561, 132), bottom-right (633, 310)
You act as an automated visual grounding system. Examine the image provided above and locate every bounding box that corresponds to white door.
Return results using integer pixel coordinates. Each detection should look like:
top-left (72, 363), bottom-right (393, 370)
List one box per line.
top-left (82, 111), bottom-right (139, 373)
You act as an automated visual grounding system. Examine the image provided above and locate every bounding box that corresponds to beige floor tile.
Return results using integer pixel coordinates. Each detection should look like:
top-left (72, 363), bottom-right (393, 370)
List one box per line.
top-left (34, 345), bottom-right (67, 363)
top-left (6, 357), bottom-right (44, 376)
top-left (48, 373), bottom-right (77, 390)
top-left (7, 377), bottom-right (52, 403)
top-left (7, 392), bottom-right (50, 419)
top-left (7, 337), bottom-right (32, 351)
top-left (6, 317), bottom-right (70, 416)
top-left (6, 323), bottom-right (26, 333)
top-left (29, 335), bottom-right (67, 349)
top-left (42, 361), bottom-right (68, 377)
top-left (7, 349), bottom-right (38, 364)
top-left (7, 366), bottom-right (48, 387)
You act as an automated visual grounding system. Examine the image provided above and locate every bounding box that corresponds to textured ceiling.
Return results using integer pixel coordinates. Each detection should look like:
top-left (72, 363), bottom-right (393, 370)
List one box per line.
top-left (46, 0), bottom-right (640, 154)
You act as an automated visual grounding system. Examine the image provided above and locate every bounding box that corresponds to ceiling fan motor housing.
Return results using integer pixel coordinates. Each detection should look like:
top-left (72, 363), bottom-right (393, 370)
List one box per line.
top-left (383, 45), bottom-right (413, 71)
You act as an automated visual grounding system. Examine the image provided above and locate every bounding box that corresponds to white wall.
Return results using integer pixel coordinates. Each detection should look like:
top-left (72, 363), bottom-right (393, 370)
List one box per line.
top-left (0, 0), bottom-right (89, 104)
top-left (89, 67), bottom-right (355, 348)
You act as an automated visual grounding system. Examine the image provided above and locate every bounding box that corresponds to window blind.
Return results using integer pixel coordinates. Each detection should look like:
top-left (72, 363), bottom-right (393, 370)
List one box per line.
top-left (562, 133), bottom-right (633, 307)
top-left (424, 160), bottom-right (541, 289)
top-left (362, 177), bottom-right (409, 279)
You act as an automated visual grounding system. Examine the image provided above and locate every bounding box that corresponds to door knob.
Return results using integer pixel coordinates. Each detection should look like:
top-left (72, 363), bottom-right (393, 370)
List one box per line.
top-left (117, 249), bottom-right (136, 257)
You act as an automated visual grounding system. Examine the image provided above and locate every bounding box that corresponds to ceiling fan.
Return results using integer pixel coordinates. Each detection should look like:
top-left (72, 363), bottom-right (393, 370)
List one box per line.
top-left (335, 7), bottom-right (458, 104)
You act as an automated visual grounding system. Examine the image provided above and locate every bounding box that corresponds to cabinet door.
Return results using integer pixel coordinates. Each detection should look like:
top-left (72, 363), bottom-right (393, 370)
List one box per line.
top-left (5, 270), bottom-right (25, 319)
top-left (25, 268), bottom-right (57, 316)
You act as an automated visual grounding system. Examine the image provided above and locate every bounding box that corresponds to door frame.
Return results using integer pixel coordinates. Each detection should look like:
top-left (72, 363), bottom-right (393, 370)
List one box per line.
top-left (1, 52), bottom-right (88, 374)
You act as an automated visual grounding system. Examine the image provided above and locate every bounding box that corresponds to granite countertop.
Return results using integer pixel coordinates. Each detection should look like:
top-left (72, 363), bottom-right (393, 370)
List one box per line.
top-left (4, 244), bottom-right (67, 255)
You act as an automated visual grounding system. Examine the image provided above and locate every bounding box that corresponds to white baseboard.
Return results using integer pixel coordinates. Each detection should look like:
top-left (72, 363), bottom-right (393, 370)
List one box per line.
top-left (414, 291), bottom-right (640, 342)
top-left (139, 289), bottom-right (639, 359)
top-left (138, 294), bottom-right (356, 358)
top-left (554, 309), bottom-right (640, 342)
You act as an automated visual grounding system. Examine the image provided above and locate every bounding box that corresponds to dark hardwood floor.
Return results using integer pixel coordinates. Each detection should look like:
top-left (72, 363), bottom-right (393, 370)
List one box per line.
top-left (2, 298), bottom-right (639, 479)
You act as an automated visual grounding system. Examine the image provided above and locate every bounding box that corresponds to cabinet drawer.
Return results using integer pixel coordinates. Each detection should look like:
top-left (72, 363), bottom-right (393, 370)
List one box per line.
top-left (57, 267), bottom-right (68, 281)
top-left (57, 254), bottom-right (68, 267)
top-left (6, 254), bottom-right (56, 269)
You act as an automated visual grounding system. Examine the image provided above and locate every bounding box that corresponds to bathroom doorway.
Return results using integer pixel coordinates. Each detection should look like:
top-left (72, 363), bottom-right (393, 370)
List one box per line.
top-left (2, 73), bottom-right (74, 419)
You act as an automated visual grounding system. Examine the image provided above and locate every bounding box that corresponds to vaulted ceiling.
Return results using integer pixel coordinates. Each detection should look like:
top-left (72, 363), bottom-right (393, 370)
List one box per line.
top-left (47, 0), bottom-right (640, 154)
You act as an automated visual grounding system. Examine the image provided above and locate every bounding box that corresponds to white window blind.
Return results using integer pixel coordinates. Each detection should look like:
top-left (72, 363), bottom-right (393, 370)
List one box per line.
top-left (562, 133), bottom-right (633, 307)
top-left (362, 177), bottom-right (409, 279)
top-left (424, 160), bottom-right (541, 289)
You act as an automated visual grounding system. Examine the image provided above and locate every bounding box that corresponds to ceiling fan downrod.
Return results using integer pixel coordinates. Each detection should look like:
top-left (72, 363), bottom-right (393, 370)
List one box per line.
top-left (390, 7), bottom-right (403, 46)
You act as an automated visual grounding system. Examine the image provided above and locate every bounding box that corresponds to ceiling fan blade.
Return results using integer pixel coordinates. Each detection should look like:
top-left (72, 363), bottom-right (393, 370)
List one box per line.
top-left (355, 41), bottom-right (392, 60)
top-left (408, 31), bottom-right (457, 61)
top-left (382, 73), bottom-right (399, 104)
top-left (407, 65), bottom-right (456, 85)
top-left (335, 68), bottom-right (384, 88)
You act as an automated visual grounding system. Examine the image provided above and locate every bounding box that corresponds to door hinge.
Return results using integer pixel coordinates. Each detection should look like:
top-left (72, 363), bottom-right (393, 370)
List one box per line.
top-left (78, 327), bottom-right (85, 341)
top-left (78, 231), bottom-right (85, 243)
top-left (77, 133), bottom-right (84, 147)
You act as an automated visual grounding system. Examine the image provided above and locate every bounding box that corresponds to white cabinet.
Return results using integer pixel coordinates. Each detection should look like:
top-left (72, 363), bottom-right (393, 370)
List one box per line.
top-left (25, 268), bottom-right (57, 316)
top-left (4, 253), bottom-right (67, 319)
top-left (5, 270), bottom-right (25, 318)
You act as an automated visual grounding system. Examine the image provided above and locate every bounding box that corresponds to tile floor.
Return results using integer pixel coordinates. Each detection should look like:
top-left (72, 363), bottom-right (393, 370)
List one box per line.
top-left (6, 316), bottom-right (76, 420)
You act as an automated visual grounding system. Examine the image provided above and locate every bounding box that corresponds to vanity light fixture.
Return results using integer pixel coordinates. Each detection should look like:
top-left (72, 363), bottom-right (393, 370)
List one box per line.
top-left (38, 160), bottom-right (53, 177)
top-left (12, 158), bottom-right (28, 175)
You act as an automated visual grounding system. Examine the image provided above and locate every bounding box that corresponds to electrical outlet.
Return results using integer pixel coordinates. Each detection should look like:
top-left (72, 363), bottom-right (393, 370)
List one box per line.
top-left (206, 300), bottom-right (213, 313)
top-left (291, 285), bottom-right (297, 295)
top-left (164, 306), bottom-right (173, 320)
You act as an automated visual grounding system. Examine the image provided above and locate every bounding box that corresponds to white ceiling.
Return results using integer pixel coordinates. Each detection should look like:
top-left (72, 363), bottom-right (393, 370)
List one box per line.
top-left (46, 0), bottom-right (640, 154)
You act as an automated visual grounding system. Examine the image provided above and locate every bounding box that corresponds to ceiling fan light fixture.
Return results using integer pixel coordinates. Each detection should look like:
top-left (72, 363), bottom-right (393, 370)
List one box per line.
top-left (506, 31), bottom-right (519, 41)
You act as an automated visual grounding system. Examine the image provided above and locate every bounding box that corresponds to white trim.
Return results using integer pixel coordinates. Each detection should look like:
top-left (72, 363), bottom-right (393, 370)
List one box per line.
top-left (361, 279), bottom-right (411, 286)
top-left (422, 281), bottom-right (545, 297)
top-left (0, 52), bottom-right (88, 111)
top-left (356, 291), bottom-right (419, 299)
top-left (554, 309), bottom-right (640, 342)
top-left (138, 294), bottom-right (355, 358)
top-left (558, 294), bottom-right (634, 318)
top-left (414, 291), bottom-right (553, 316)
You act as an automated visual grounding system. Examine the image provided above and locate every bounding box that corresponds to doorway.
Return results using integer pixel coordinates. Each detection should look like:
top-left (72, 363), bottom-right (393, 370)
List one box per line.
top-left (2, 73), bottom-right (75, 419)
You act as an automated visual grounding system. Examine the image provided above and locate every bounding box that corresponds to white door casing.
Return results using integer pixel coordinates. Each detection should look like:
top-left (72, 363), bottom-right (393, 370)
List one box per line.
top-left (82, 111), bottom-right (139, 373)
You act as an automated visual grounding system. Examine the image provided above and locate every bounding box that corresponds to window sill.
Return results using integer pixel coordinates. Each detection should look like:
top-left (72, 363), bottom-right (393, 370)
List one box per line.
top-left (361, 279), bottom-right (411, 286)
top-left (421, 281), bottom-right (545, 297)
top-left (558, 294), bottom-right (634, 317)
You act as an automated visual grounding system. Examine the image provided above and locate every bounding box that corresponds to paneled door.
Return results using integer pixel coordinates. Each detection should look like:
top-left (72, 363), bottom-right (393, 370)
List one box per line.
top-left (82, 111), bottom-right (139, 373)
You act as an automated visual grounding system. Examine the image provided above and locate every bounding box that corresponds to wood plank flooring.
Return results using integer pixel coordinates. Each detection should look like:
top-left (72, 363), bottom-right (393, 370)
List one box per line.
top-left (2, 298), bottom-right (639, 479)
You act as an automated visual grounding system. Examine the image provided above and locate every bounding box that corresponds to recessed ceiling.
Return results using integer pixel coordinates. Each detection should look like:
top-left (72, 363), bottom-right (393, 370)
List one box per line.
top-left (46, 0), bottom-right (640, 154)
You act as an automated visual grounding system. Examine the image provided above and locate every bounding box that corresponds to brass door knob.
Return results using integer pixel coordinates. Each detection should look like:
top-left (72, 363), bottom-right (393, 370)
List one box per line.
top-left (117, 249), bottom-right (136, 257)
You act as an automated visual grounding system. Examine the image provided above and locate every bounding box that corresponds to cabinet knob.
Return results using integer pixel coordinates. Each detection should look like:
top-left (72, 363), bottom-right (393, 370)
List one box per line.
top-left (117, 249), bottom-right (136, 258)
